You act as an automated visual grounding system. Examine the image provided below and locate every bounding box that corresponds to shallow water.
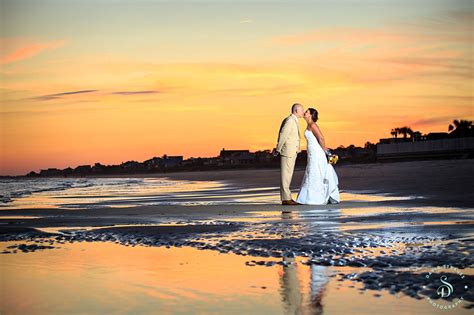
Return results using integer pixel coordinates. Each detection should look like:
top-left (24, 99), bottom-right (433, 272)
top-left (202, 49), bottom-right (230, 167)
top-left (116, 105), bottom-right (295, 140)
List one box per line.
top-left (0, 177), bottom-right (226, 209)
top-left (0, 177), bottom-right (424, 210)
top-left (1, 240), bottom-right (470, 315)
top-left (1, 176), bottom-right (472, 314)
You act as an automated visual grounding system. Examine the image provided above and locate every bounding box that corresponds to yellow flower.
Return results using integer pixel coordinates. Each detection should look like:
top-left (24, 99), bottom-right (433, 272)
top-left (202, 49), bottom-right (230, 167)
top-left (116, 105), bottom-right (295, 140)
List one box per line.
top-left (329, 154), bottom-right (339, 165)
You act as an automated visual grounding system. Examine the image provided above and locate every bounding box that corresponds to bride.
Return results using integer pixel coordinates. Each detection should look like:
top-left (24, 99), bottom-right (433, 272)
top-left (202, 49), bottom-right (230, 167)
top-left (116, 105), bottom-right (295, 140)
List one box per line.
top-left (296, 108), bottom-right (340, 205)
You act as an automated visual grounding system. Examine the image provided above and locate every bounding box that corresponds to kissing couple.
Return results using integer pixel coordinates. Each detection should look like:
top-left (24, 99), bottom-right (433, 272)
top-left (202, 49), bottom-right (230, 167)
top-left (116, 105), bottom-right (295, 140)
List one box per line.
top-left (273, 103), bottom-right (340, 206)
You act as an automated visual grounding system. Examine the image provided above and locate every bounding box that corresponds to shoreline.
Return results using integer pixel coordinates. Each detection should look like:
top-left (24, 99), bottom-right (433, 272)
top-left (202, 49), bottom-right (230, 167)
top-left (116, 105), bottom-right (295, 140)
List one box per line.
top-left (3, 159), bottom-right (472, 208)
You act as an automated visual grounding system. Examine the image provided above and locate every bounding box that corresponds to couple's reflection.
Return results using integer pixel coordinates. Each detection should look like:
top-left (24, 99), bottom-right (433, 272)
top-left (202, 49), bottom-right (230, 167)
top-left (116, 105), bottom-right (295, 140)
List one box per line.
top-left (279, 210), bottom-right (330, 315)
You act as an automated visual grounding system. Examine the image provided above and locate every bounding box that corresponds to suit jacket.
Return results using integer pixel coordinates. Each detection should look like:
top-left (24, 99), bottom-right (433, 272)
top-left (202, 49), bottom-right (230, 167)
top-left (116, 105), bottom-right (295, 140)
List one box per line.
top-left (276, 115), bottom-right (301, 157)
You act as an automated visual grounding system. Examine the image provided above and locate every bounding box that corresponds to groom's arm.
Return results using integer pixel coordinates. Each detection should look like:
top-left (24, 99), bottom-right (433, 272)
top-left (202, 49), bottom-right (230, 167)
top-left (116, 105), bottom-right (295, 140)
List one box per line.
top-left (276, 118), bottom-right (291, 153)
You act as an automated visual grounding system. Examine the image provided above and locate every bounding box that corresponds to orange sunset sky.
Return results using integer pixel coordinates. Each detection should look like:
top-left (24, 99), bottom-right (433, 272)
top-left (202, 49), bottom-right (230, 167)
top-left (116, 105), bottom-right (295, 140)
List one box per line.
top-left (1, 0), bottom-right (473, 176)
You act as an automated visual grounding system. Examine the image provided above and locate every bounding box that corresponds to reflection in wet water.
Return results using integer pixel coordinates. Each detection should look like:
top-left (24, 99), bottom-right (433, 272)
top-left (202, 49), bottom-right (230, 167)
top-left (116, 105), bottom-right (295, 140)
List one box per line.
top-left (279, 211), bottom-right (329, 315)
top-left (279, 256), bottom-right (331, 315)
top-left (3, 240), bottom-right (471, 315)
top-left (339, 220), bottom-right (474, 231)
top-left (0, 216), bottom-right (41, 219)
top-left (339, 206), bottom-right (464, 217)
top-left (341, 191), bottom-right (423, 202)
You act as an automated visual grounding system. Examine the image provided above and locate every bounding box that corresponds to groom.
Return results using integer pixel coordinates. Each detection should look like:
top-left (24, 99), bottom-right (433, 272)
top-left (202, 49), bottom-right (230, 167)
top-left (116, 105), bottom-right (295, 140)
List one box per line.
top-left (274, 103), bottom-right (304, 205)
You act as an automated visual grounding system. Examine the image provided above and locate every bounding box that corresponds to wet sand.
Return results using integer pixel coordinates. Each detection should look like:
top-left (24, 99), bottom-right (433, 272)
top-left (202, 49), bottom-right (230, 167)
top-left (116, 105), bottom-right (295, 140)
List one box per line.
top-left (163, 159), bottom-right (474, 207)
top-left (1, 160), bottom-right (473, 314)
top-left (88, 159), bottom-right (474, 208)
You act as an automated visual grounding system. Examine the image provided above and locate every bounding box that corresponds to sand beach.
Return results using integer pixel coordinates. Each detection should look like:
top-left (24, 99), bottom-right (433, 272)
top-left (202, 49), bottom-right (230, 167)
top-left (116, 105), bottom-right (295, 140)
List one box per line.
top-left (0, 159), bottom-right (473, 314)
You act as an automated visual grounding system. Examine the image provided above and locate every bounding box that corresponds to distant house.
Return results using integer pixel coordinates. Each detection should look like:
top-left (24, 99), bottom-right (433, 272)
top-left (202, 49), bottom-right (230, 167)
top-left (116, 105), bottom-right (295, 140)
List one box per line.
top-left (219, 149), bottom-right (256, 165)
top-left (161, 155), bottom-right (183, 168)
top-left (63, 167), bottom-right (74, 176)
top-left (425, 132), bottom-right (449, 141)
top-left (39, 168), bottom-right (62, 176)
top-left (203, 157), bottom-right (220, 166)
top-left (254, 150), bottom-right (274, 164)
top-left (183, 157), bottom-right (198, 166)
top-left (376, 137), bottom-right (474, 161)
top-left (331, 146), bottom-right (375, 163)
top-left (74, 165), bottom-right (92, 174)
top-left (352, 147), bottom-right (373, 158)
top-left (143, 157), bottom-right (162, 170)
top-left (121, 161), bottom-right (141, 170)
top-left (378, 137), bottom-right (412, 144)
top-left (92, 163), bottom-right (105, 173)
top-left (333, 147), bottom-right (350, 160)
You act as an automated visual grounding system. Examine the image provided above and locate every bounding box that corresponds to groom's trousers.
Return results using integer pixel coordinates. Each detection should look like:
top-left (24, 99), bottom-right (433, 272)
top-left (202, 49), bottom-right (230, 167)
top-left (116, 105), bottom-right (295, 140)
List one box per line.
top-left (280, 154), bottom-right (297, 201)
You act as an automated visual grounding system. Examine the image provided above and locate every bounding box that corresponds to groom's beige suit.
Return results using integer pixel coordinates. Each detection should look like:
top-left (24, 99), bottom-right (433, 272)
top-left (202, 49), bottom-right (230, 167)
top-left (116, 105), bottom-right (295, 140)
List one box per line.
top-left (276, 114), bottom-right (301, 201)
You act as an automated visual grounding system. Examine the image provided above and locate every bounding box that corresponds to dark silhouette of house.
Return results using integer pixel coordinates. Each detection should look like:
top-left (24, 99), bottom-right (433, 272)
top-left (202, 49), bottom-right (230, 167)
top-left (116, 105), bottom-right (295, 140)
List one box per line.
top-left (39, 168), bottom-right (62, 176)
top-left (377, 137), bottom-right (474, 161)
top-left (425, 132), bottom-right (449, 140)
top-left (219, 149), bottom-right (256, 165)
top-left (121, 161), bottom-right (141, 170)
top-left (161, 155), bottom-right (183, 168)
top-left (74, 165), bottom-right (92, 175)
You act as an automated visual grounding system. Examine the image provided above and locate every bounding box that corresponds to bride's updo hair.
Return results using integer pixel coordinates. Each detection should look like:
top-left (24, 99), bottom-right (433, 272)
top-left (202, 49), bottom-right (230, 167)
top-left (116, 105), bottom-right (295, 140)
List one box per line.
top-left (308, 108), bottom-right (318, 122)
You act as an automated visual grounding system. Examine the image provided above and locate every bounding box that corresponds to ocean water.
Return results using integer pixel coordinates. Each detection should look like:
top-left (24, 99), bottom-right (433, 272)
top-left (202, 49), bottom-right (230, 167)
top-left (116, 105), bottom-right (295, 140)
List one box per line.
top-left (0, 177), bottom-right (227, 209)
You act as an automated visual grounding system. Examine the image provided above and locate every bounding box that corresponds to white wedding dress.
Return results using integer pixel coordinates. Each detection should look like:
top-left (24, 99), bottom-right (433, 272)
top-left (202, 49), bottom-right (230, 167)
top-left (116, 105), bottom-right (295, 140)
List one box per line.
top-left (296, 129), bottom-right (340, 205)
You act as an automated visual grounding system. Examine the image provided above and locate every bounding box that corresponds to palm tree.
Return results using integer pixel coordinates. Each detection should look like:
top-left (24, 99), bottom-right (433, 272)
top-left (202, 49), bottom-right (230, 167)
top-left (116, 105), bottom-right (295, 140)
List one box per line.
top-left (448, 119), bottom-right (473, 138)
top-left (390, 128), bottom-right (399, 138)
top-left (397, 126), bottom-right (413, 140)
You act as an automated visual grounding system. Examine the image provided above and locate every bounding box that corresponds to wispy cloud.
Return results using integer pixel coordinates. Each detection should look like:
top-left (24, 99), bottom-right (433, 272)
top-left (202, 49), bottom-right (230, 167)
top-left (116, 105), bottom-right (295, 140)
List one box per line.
top-left (0, 38), bottom-right (66, 65)
top-left (268, 8), bottom-right (472, 84)
top-left (271, 8), bottom-right (473, 47)
top-left (411, 116), bottom-right (458, 128)
top-left (271, 27), bottom-right (471, 46)
top-left (30, 89), bottom-right (98, 101)
top-left (26, 89), bottom-right (161, 102)
top-left (111, 90), bottom-right (159, 95)
top-left (397, 95), bottom-right (473, 101)
top-left (212, 83), bottom-right (305, 97)
top-left (239, 19), bottom-right (253, 24)
top-left (271, 28), bottom-right (407, 46)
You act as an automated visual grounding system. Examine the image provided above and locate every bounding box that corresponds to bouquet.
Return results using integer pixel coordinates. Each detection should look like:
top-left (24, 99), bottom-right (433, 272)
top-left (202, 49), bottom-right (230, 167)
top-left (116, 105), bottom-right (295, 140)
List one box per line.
top-left (325, 149), bottom-right (339, 165)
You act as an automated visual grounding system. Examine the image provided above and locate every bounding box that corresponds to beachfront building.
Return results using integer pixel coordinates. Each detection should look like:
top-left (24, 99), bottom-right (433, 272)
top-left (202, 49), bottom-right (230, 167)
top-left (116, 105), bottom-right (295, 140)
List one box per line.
top-left (92, 163), bottom-right (106, 173)
top-left (39, 168), bottom-right (62, 176)
top-left (74, 165), bottom-right (92, 175)
top-left (160, 155), bottom-right (184, 168)
top-left (203, 157), bottom-right (220, 166)
top-left (376, 136), bottom-right (474, 161)
top-left (143, 155), bottom-right (183, 170)
top-left (377, 121), bottom-right (474, 161)
top-left (219, 149), bottom-right (256, 166)
top-left (254, 150), bottom-right (274, 164)
top-left (120, 161), bottom-right (141, 170)
top-left (143, 157), bottom-right (162, 170)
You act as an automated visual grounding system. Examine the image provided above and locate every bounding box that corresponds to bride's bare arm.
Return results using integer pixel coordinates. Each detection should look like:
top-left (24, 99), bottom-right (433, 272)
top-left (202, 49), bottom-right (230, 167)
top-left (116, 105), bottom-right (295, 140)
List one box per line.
top-left (310, 123), bottom-right (328, 152)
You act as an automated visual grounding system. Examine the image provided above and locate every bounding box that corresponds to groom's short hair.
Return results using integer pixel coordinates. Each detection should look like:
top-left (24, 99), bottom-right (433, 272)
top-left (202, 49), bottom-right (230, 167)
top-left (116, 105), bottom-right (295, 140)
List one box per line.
top-left (291, 103), bottom-right (302, 113)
